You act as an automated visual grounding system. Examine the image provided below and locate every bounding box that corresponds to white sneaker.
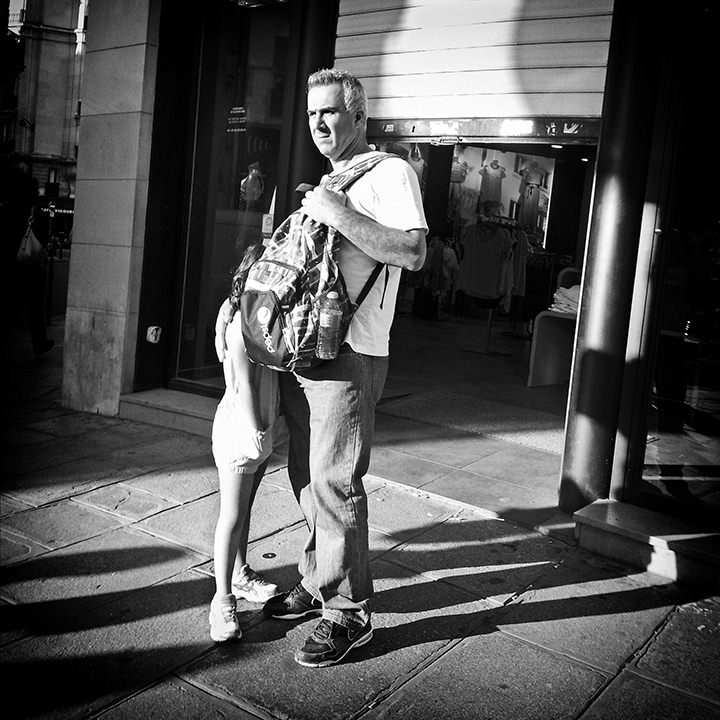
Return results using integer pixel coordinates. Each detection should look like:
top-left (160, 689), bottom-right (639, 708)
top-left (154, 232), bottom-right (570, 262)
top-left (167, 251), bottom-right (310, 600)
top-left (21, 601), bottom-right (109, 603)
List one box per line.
top-left (232, 564), bottom-right (279, 603)
top-left (209, 593), bottom-right (241, 642)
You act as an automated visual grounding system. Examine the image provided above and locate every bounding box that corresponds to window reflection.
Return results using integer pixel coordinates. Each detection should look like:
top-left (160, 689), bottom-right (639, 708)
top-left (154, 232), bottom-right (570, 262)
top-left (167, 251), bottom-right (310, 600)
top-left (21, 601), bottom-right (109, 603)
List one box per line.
top-left (176, 1), bottom-right (289, 388)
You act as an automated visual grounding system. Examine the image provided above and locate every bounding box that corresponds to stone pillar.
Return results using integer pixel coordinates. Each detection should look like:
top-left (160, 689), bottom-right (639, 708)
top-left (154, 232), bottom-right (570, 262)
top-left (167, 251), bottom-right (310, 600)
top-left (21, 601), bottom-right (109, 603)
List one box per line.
top-left (62, 0), bottom-right (160, 415)
top-left (558, 0), bottom-right (659, 512)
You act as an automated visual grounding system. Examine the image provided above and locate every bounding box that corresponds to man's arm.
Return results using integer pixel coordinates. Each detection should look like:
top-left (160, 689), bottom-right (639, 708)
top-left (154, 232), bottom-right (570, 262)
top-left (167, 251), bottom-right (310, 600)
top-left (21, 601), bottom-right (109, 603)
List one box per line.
top-left (300, 186), bottom-right (426, 271)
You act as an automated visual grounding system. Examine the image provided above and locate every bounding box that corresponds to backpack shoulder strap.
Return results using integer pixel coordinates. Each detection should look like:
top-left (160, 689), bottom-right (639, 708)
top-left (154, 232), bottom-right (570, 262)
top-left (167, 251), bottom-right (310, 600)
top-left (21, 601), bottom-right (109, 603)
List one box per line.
top-left (323, 152), bottom-right (397, 193)
top-left (323, 152), bottom-right (399, 309)
top-left (355, 262), bottom-right (384, 309)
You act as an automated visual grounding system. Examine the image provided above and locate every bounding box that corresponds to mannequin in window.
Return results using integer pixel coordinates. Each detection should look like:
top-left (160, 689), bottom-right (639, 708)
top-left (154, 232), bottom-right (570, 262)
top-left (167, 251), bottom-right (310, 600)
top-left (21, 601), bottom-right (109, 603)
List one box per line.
top-left (479, 157), bottom-right (506, 205)
top-left (517, 160), bottom-right (544, 230)
top-left (239, 162), bottom-right (264, 212)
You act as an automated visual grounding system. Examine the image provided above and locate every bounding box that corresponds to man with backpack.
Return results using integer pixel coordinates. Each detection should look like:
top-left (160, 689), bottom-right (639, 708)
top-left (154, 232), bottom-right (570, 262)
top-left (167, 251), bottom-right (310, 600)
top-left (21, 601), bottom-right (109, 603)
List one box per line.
top-left (216, 68), bottom-right (427, 667)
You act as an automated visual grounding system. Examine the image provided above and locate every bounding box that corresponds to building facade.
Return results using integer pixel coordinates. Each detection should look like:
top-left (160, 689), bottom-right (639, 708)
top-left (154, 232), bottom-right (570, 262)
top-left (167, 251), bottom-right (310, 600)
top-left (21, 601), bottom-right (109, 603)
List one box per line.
top-left (13, 0), bottom-right (715, 582)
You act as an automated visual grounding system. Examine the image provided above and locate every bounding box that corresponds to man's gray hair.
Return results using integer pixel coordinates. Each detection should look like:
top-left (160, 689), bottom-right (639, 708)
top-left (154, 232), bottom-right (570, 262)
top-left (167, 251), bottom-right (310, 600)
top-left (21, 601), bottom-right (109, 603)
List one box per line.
top-left (307, 68), bottom-right (368, 120)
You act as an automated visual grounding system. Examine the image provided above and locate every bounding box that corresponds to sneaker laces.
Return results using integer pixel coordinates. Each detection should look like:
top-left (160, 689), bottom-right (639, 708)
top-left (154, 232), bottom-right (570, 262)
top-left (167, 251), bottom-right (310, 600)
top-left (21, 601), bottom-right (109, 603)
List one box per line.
top-left (240, 566), bottom-right (263, 583)
top-left (286, 582), bottom-right (309, 601)
top-left (218, 604), bottom-right (236, 623)
top-left (311, 618), bottom-right (334, 640)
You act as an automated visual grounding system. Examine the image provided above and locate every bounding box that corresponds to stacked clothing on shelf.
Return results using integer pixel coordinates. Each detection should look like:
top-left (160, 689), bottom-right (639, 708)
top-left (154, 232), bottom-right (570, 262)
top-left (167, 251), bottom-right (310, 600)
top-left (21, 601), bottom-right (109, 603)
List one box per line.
top-left (550, 284), bottom-right (580, 314)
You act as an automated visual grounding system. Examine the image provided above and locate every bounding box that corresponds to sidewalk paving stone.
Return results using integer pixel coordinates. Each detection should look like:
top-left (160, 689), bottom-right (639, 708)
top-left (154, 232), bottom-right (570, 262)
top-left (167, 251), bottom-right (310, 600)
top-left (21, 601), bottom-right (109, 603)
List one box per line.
top-left (0, 496), bottom-right (34, 516)
top-left (421, 466), bottom-right (560, 528)
top-left (3, 421), bottom-right (177, 477)
top-left (499, 549), bottom-right (689, 673)
top-left (632, 597), bottom-right (720, 704)
top-left (2, 499), bottom-right (125, 549)
top-left (580, 672), bottom-right (720, 720)
top-left (374, 412), bottom-right (508, 468)
top-left (4, 434), bottom-right (213, 507)
top-left (134, 495), bottom-right (219, 556)
top-left (123, 455), bottom-right (218, 504)
top-left (3, 425), bottom-right (63, 447)
top-left (386, 507), bottom-right (570, 605)
top-left (74, 484), bottom-right (179, 521)
top-left (135, 481), bottom-right (305, 557)
top-left (462, 443), bottom-right (562, 492)
top-left (1, 527), bottom-right (205, 630)
top-left (368, 445), bottom-right (455, 489)
top-left (361, 629), bottom-right (608, 720)
top-left (1, 571), bottom-right (216, 720)
top-left (0, 528), bottom-right (50, 566)
top-left (366, 483), bottom-right (461, 540)
top-left (94, 677), bottom-right (261, 720)
top-left (21, 412), bottom-right (129, 438)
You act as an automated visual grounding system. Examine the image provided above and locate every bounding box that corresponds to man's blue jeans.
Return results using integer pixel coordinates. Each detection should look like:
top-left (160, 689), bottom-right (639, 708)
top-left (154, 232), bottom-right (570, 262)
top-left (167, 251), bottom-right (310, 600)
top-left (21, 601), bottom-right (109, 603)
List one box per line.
top-left (279, 345), bottom-right (388, 628)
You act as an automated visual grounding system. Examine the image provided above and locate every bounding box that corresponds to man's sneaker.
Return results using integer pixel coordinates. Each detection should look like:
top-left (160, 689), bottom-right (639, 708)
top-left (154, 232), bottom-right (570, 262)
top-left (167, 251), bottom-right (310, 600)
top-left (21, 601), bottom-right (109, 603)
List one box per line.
top-left (232, 564), bottom-right (278, 603)
top-left (209, 593), bottom-right (242, 642)
top-left (294, 618), bottom-right (373, 667)
top-left (264, 582), bottom-right (322, 620)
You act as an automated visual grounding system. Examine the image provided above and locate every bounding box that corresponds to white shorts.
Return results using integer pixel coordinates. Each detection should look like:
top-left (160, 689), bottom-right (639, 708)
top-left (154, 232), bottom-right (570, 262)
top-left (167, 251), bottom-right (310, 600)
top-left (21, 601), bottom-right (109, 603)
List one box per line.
top-left (211, 393), bottom-right (276, 474)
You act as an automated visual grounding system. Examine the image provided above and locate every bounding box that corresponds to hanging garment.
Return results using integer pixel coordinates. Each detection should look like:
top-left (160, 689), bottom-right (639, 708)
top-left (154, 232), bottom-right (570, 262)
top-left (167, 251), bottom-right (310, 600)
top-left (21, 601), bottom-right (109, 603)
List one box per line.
top-left (511, 228), bottom-right (530, 297)
top-left (479, 163), bottom-right (506, 204)
top-left (457, 222), bottom-right (513, 299)
top-left (517, 182), bottom-right (541, 229)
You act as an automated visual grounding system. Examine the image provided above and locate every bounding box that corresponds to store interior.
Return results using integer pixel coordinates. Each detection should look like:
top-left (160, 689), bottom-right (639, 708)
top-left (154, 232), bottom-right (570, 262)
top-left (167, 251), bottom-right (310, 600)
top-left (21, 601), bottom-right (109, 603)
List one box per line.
top-left (372, 139), bottom-right (595, 479)
top-left (376, 138), bottom-right (718, 521)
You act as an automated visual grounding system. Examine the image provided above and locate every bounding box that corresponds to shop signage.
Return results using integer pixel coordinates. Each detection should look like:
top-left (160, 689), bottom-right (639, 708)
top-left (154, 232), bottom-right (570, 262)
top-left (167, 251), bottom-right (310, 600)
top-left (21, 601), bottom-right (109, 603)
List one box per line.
top-left (227, 106), bottom-right (247, 133)
top-left (369, 117), bottom-right (601, 144)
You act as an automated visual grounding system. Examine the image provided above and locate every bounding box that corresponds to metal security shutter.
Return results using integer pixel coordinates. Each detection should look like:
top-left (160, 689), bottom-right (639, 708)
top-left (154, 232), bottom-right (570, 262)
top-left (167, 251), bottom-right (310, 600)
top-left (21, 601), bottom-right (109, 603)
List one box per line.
top-left (335, 0), bottom-right (613, 120)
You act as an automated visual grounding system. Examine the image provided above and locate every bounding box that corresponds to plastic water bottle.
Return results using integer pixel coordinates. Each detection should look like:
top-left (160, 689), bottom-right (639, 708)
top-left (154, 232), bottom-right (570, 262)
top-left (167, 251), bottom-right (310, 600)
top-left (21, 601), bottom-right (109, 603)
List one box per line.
top-left (316, 291), bottom-right (344, 360)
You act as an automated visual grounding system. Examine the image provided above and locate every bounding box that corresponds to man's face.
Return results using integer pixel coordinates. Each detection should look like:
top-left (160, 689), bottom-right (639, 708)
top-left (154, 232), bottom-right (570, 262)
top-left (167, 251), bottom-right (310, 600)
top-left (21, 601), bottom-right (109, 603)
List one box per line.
top-left (307, 82), bottom-right (361, 162)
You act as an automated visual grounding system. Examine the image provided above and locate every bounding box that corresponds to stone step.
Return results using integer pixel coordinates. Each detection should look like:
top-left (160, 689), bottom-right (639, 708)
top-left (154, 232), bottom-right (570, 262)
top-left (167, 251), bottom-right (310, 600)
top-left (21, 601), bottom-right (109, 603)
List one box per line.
top-left (574, 499), bottom-right (720, 590)
top-left (118, 389), bottom-right (215, 437)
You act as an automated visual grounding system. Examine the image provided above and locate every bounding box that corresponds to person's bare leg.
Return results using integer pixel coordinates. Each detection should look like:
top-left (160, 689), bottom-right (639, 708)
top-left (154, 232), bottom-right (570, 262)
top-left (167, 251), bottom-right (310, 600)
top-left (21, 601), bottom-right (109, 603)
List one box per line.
top-left (214, 467), bottom-right (257, 595)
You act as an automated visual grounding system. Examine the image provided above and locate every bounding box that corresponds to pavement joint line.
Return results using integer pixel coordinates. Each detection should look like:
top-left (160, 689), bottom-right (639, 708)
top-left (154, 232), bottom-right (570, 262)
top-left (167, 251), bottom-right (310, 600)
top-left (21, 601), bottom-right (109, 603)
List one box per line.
top-left (352, 635), bottom-right (470, 719)
top-left (497, 624), bottom-right (619, 677)
top-left (372, 475), bottom-right (582, 547)
top-left (176, 672), bottom-right (280, 720)
top-left (369, 474), bottom-right (529, 522)
top-left (376, 552), bottom-right (505, 607)
top-left (126, 524), bottom-right (213, 562)
top-left (619, 666), bottom-right (720, 708)
top-left (246, 519), bottom-right (307, 546)
top-left (0, 526), bottom-right (56, 553)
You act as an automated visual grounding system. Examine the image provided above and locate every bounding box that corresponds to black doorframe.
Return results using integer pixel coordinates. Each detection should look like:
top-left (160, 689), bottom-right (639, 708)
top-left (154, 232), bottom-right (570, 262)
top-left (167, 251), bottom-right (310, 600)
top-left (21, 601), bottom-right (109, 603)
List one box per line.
top-left (611, 0), bottom-right (717, 517)
top-left (135, 0), bottom-right (200, 392)
top-left (135, 0), bottom-right (339, 394)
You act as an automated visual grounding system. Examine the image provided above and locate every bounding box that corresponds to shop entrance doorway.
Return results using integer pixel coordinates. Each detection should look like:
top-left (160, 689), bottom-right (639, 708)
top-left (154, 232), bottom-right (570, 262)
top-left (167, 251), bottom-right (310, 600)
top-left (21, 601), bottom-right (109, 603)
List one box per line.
top-left (369, 139), bottom-right (597, 492)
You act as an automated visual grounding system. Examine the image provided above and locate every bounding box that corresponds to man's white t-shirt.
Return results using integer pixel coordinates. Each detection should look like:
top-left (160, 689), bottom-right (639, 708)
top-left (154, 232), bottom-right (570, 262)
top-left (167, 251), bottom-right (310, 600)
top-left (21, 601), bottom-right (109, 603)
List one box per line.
top-left (324, 151), bottom-right (428, 356)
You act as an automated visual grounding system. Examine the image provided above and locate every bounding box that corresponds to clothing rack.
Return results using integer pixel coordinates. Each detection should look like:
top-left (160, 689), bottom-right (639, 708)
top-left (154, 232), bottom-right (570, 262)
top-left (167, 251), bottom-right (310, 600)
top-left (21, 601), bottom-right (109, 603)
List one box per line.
top-left (475, 214), bottom-right (517, 228)
top-left (458, 217), bottom-right (515, 356)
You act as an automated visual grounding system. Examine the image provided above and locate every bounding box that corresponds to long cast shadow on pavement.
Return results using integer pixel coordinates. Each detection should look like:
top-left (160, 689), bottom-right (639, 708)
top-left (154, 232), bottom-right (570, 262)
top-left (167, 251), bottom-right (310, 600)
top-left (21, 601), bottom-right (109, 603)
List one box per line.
top-left (1, 510), bottom-right (709, 719)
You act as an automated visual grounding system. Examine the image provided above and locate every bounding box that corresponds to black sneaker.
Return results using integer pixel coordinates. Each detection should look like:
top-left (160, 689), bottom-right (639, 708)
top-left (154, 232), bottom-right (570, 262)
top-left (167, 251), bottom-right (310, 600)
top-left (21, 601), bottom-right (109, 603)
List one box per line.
top-left (294, 618), bottom-right (373, 667)
top-left (264, 582), bottom-right (322, 620)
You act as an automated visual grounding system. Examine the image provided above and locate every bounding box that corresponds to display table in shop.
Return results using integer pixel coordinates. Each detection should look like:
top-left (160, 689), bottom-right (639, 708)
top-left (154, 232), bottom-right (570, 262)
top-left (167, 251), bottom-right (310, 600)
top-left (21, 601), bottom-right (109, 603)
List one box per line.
top-left (527, 310), bottom-right (577, 387)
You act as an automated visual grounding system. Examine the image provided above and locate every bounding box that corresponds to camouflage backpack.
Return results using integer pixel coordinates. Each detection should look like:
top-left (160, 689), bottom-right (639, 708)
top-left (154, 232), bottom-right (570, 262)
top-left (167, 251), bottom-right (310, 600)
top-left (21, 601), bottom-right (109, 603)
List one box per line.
top-left (239, 152), bottom-right (394, 371)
